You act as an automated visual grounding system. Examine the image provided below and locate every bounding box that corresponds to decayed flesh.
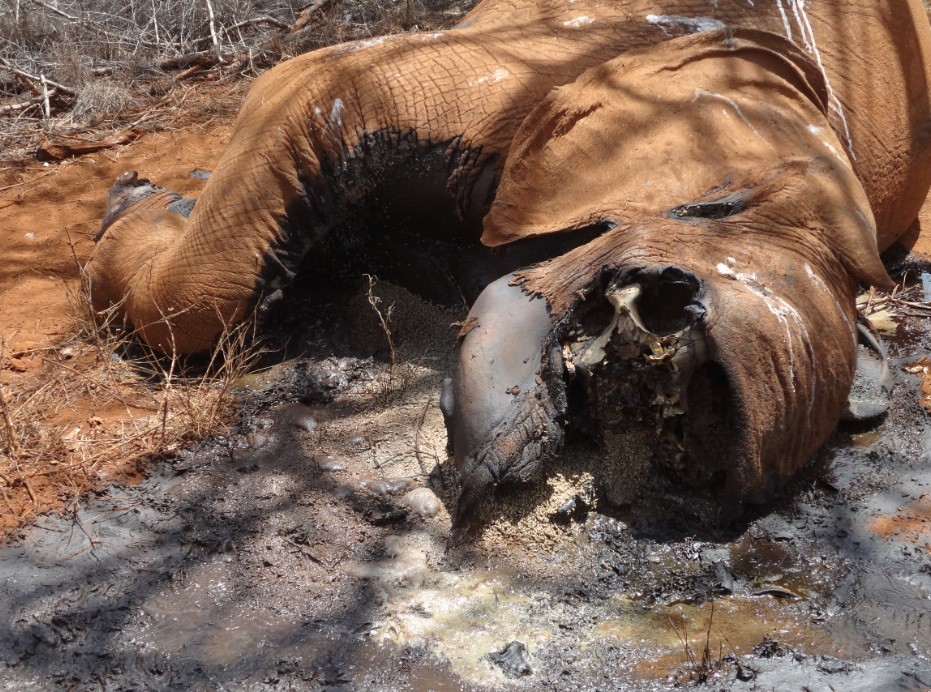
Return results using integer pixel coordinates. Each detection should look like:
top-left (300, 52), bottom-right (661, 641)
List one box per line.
top-left (563, 274), bottom-right (721, 492)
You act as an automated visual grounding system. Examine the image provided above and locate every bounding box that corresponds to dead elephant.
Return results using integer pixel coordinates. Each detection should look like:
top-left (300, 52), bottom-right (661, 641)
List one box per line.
top-left (87, 0), bottom-right (931, 528)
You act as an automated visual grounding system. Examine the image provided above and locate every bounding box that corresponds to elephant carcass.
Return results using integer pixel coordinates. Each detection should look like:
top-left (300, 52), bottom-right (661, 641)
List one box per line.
top-left (448, 30), bottom-right (896, 526)
top-left (85, 0), bottom-right (931, 529)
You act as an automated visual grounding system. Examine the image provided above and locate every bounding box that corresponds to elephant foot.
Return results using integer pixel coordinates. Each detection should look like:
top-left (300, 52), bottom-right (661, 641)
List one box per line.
top-left (97, 171), bottom-right (194, 242)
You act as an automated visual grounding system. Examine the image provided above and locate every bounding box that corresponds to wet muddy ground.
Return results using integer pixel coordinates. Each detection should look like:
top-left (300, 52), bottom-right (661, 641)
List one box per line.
top-left (1, 273), bottom-right (931, 690)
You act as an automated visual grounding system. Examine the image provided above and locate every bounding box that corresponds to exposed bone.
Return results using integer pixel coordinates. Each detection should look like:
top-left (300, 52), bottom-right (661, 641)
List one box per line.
top-left (577, 284), bottom-right (642, 367)
top-left (574, 283), bottom-right (706, 371)
top-left (564, 281), bottom-right (711, 488)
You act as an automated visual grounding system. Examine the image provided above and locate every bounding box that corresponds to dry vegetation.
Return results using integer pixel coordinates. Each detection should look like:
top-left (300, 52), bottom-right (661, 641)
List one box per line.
top-left (0, 0), bottom-right (476, 531)
top-left (0, 0), bottom-right (475, 163)
top-left (0, 261), bottom-right (263, 530)
top-left (859, 274), bottom-right (931, 323)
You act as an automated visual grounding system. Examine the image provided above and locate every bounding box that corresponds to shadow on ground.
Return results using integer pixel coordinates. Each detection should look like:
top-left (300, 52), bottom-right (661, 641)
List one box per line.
top-left (1, 277), bottom-right (930, 690)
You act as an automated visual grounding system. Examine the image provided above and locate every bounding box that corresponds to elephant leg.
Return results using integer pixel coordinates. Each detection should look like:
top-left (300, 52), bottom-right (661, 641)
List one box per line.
top-left (87, 35), bottom-right (525, 353)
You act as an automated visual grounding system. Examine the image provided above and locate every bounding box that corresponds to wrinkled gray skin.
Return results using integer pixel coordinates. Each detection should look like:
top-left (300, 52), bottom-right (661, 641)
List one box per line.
top-left (442, 275), bottom-right (567, 527)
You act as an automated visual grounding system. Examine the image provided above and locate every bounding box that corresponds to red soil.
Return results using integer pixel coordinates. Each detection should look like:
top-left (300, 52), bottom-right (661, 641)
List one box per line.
top-left (0, 118), bottom-right (234, 535)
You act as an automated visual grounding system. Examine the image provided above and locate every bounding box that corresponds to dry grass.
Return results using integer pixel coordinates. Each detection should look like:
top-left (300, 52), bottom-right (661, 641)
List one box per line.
top-left (858, 273), bottom-right (931, 327)
top-left (70, 80), bottom-right (139, 126)
top-left (364, 273), bottom-right (422, 405)
top-left (668, 602), bottom-right (728, 685)
top-left (0, 264), bottom-right (262, 529)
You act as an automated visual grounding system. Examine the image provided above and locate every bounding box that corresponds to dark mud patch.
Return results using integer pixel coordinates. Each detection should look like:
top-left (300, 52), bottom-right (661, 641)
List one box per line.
top-left (1, 280), bottom-right (930, 689)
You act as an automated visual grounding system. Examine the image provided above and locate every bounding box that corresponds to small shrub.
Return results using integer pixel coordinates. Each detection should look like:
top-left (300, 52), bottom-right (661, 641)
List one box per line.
top-left (71, 80), bottom-right (137, 125)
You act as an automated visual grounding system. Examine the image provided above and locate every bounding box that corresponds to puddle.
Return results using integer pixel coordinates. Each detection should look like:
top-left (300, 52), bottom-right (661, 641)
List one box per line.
top-left (851, 429), bottom-right (884, 447)
top-left (595, 596), bottom-right (833, 671)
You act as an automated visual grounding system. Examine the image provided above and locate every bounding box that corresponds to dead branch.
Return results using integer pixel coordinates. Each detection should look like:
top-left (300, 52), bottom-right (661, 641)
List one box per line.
top-left (29, 0), bottom-right (78, 21)
top-left (0, 91), bottom-right (54, 115)
top-left (0, 168), bottom-right (57, 194)
top-left (224, 16), bottom-right (290, 35)
top-left (413, 398), bottom-right (435, 480)
top-left (174, 65), bottom-right (204, 81)
top-left (291, 0), bottom-right (340, 34)
top-left (22, 477), bottom-right (37, 512)
top-left (157, 51), bottom-right (228, 72)
top-left (37, 130), bottom-right (140, 161)
top-left (0, 58), bottom-right (76, 97)
top-left (204, 0), bottom-right (226, 64)
top-left (152, 1), bottom-right (339, 79)
top-left (39, 74), bottom-right (50, 119)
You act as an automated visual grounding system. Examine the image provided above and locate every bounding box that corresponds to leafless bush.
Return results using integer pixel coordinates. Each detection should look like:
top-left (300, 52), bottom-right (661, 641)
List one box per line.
top-left (0, 0), bottom-right (475, 127)
top-left (0, 0), bottom-right (475, 166)
top-left (71, 79), bottom-right (137, 125)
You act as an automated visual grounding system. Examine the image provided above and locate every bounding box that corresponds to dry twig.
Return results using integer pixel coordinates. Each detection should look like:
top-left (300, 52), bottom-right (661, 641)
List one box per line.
top-left (0, 58), bottom-right (76, 97)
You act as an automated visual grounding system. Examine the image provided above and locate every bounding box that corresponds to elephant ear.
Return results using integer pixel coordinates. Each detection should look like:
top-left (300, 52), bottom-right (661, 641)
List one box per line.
top-left (482, 28), bottom-right (891, 288)
top-left (482, 29), bottom-right (829, 246)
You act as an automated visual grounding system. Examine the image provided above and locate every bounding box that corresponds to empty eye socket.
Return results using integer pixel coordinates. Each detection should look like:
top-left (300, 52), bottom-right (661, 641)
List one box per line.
top-left (636, 267), bottom-right (702, 336)
top-left (573, 291), bottom-right (616, 336)
top-left (638, 279), bottom-right (698, 336)
top-left (669, 192), bottom-right (748, 221)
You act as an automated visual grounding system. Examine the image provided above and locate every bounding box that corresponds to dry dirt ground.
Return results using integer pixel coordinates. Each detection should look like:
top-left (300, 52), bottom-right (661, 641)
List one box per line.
top-left (0, 112), bottom-right (240, 534)
top-left (3, 85), bottom-right (931, 690)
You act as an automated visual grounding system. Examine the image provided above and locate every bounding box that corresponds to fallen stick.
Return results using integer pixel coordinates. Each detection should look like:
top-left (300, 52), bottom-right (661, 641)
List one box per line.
top-left (0, 58), bottom-right (75, 97)
top-left (37, 130), bottom-right (140, 161)
top-left (157, 51), bottom-right (227, 71)
top-left (0, 91), bottom-right (54, 114)
top-left (30, 0), bottom-right (77, 21)
top-left (0, 168), bottom-right (57, 194)
top-left (223, 16), bottom-right (290, 34)
top-left (175, 65), bottom-right (204, 81)
top-left (290, 0), bottom-right (339, 33)
top-left (22, 477), bottom-right (37, 512)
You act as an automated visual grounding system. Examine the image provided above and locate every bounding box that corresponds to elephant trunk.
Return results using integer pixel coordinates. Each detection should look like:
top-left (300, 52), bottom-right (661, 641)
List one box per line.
top-left (446, 275), bottom-right (567, 528)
